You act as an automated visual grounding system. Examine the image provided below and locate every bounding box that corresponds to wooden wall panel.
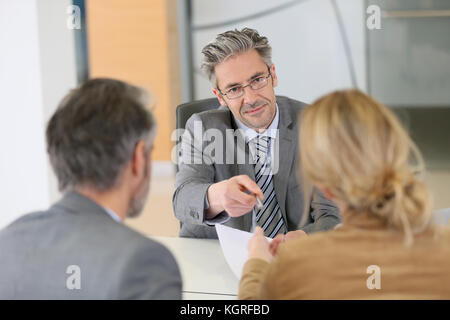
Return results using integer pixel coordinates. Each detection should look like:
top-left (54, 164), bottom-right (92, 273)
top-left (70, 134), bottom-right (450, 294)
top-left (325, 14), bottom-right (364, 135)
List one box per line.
top-left (86, 0), bottom-right (180, 161)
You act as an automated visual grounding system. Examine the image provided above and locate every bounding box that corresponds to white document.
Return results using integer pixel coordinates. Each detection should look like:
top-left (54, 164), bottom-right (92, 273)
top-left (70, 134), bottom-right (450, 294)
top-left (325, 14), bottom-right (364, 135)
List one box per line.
top-left (434, 208), bottom-right (450, 226)
top-left (215, 224), bottom-right (271, 280)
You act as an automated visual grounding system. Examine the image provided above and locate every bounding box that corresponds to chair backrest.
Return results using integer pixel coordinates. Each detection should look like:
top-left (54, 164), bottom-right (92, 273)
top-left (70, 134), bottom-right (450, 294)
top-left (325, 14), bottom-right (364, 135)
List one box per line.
top-left (176, 97), bottom-right (221, 130)
top-left (174, 97), bottom-right (220, 174)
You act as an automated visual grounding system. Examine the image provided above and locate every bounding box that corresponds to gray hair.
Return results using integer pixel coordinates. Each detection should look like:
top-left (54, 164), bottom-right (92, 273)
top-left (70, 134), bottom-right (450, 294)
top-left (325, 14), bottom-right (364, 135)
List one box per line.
top-left (201, 28), bottom-right (272, 86)
top-left (46, 78), bottom-right (157, 192)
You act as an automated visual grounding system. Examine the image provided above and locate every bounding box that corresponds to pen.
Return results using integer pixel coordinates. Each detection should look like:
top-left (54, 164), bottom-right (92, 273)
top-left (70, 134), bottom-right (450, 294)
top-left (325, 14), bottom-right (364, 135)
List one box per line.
top-left (256, 197), bottom-right (263, 210)
top-left (252, 195), bottom-right (263, 232)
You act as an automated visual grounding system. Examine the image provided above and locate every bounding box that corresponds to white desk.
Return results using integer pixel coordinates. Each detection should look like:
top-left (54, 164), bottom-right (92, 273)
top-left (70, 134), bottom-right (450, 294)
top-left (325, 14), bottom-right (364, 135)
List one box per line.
top-left (150, 236), bottom-right (238, 300)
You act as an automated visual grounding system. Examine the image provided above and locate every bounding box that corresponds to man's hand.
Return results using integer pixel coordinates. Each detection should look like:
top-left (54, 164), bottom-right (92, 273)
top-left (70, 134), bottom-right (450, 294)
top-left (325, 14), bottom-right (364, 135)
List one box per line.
top-left (248, 227), bottom-right (273, 263)
top-left (268, 230), bottom-right (307, 256)
top-left (206, 175), bottom-right (264, 218)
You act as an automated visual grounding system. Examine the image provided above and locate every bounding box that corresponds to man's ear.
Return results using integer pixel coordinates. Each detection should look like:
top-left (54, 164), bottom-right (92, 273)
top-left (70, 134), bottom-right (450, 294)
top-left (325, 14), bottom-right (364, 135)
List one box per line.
top-left (270, 64), bottom-right (278, 88)
top-left (131, 140), bottom-right (147, 178)
top-left (212, 88), bottom-right (227, 107)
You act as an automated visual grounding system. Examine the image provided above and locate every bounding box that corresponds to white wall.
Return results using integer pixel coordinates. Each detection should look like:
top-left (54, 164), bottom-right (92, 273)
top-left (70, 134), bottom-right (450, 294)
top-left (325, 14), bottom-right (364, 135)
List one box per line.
top-left (0, 0), bottom-right (77, 228)
top-left (191, 0), bottom-right (366, 103)
top-left (37, 0), bottom-right (78, 203)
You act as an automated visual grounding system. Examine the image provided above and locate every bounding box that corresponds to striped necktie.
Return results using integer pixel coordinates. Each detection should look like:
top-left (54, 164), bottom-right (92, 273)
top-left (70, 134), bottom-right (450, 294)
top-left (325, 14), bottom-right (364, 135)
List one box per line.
top-left (250, 135), bottom-right (286, 238)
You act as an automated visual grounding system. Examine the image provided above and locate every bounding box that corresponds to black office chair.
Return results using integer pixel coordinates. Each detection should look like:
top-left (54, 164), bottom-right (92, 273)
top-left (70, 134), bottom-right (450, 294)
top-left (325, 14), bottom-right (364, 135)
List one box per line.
top-left (174, 97), bottom-right (221, 173)
top-left (176, 97), bottom-right (221, 131)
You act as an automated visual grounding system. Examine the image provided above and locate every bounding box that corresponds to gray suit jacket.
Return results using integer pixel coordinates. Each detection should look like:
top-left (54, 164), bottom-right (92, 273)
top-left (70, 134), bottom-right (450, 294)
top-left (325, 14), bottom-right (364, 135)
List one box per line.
top-left (173, 96), bottom-right (341, 238)
top-left (0, 192), bottom-right (182, 299)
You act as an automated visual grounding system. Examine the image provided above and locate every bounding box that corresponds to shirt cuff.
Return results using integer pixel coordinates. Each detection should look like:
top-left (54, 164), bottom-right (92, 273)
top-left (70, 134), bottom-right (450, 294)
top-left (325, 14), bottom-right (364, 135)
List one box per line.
top-left (203, 194), bottom-right (231, 226)
top-left (204, 211), bottom-right (231, 226)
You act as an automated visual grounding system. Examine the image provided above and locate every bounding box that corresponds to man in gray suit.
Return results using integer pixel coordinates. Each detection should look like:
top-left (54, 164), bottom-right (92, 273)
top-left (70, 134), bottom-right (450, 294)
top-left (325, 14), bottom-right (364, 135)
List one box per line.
top-left (173, 28), bottom-right (340, 239)
top-left (0, 78), bottom-right (182, 299)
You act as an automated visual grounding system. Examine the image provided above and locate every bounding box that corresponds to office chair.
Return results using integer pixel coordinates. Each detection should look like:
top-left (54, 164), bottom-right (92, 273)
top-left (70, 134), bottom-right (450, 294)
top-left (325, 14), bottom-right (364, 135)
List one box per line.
top-left (174, 97), bottom-right (221, 173)
top-left (176, 97), bottom-right (221, 130)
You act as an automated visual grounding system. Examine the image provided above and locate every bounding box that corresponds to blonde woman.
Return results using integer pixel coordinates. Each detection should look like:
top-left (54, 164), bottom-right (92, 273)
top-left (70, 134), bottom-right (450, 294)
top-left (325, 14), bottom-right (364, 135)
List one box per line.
top-left (239, 89), bottom-right (450, 299)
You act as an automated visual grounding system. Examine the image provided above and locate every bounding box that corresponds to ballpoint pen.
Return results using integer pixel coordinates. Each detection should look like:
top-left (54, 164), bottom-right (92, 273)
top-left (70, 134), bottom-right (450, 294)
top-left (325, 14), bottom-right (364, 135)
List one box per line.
top-left (252, 196), bottom-right (263, 232)
top-left (256, 197), bottom-right (263, 210)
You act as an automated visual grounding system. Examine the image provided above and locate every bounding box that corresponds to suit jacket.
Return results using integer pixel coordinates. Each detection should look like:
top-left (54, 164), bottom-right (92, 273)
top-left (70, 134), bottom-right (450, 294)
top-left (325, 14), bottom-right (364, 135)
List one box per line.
top-left (0, 192), bottom-right (182, 299)
top-left (173, 96), bottom-right (340, 238)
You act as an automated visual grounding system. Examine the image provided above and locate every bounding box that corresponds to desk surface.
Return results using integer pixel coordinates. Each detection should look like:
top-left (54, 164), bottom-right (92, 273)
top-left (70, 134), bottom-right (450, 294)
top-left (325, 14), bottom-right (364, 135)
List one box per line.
top-left (150, 236), bottom-right (239, 300)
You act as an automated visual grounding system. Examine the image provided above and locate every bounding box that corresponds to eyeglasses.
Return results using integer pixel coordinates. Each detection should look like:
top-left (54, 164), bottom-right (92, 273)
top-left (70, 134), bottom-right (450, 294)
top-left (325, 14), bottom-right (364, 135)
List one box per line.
top-left (218, 68), bottom-right (273, 100)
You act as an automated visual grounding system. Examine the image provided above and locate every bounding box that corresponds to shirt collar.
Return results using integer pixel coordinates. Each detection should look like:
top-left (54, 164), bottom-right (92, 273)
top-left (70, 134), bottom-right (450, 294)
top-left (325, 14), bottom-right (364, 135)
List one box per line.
top-left (233, 103), bottom-right (279, 143)
top-left (102, 206), bottom-right (122, 223)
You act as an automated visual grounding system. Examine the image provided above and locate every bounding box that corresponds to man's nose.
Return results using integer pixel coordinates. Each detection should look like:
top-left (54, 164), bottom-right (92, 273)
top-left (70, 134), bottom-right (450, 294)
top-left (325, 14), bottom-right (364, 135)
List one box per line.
top-left (242, 85), bottom-right (259, 105)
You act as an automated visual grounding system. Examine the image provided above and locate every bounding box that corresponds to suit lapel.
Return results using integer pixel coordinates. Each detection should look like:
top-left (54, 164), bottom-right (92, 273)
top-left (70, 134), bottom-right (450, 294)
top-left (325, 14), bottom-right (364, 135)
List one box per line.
top-left (272, 99), bottom-right (296, 224)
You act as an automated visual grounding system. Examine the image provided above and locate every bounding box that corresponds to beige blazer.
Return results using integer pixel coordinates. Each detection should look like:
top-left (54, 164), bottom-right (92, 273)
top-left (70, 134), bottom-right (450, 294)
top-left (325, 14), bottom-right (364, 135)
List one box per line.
top-left (239, 212), bottom-right (450, 299)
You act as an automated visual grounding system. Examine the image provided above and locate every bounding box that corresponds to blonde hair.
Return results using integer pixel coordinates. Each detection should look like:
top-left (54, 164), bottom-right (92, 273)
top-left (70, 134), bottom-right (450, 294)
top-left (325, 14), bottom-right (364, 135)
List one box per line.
top-left (299, 89), bottom-right (433, 245)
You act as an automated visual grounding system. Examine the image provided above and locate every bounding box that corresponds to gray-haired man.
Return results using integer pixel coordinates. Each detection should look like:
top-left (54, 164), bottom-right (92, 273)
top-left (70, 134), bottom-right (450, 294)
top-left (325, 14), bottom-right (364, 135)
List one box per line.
top-left (0, 78), bottom-right (182, 299)
top-left (173, 28), bottom-right (341, 239)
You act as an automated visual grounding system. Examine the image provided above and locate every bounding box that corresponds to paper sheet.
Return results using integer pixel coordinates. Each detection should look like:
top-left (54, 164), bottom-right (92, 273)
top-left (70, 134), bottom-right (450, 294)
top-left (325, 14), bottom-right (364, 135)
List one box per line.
top-left (215, 224), bottom-right (271, 280)
top-left (434, 208), bottom-right (450, 226)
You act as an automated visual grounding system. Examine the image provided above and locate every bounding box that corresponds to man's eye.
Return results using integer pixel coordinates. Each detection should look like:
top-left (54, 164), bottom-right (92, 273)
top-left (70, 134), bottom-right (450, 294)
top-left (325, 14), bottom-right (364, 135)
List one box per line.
top-left (253, 77), bottom-right (264, 83)
top-left (228, 87), bottom-right (241, 94)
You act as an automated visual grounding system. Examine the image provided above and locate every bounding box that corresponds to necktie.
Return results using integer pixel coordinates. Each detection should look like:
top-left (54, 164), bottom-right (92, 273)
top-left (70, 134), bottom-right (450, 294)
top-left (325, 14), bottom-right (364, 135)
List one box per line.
top-left (250, 135), bottom-right (286, 238)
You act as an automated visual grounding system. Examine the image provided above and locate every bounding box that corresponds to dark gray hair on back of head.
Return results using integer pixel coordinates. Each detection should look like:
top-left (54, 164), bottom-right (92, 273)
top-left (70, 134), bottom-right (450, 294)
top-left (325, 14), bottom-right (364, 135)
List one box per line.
top-left (201, 28), bottom-right (272, 86)
top-left (46, 78), bottom-right (157, 192)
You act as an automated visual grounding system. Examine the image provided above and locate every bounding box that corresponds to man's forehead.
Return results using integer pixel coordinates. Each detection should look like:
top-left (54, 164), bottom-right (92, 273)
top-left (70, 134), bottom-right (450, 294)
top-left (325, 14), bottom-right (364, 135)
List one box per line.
top-left (219, 70), bottom-right (266, 90)
top-left (214, 50), bottom-right (267, 88)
